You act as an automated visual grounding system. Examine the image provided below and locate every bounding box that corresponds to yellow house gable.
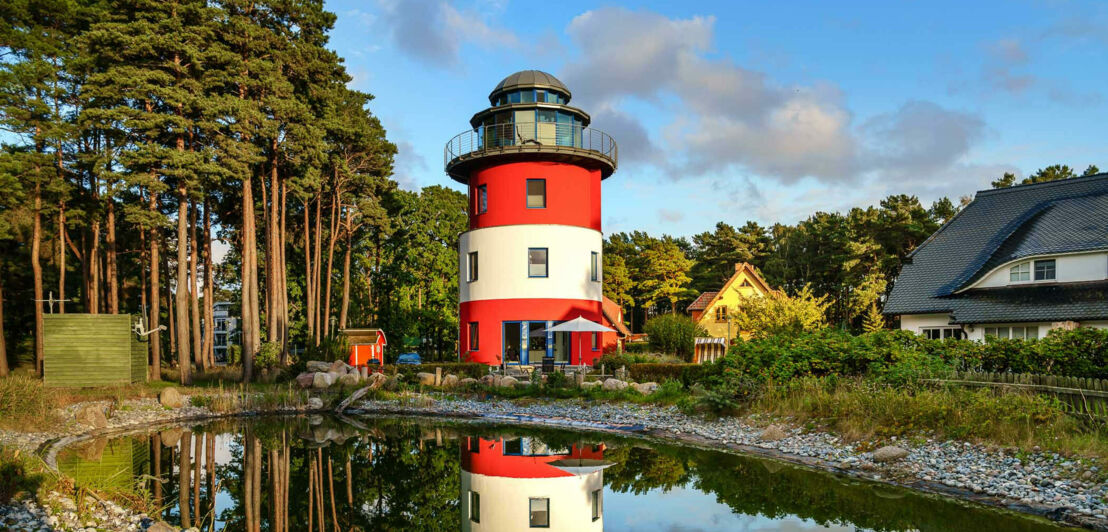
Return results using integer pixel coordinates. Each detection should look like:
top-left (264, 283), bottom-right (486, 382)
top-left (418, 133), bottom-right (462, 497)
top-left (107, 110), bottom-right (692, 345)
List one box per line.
top-left (694, 263), bottom-right (773, 341)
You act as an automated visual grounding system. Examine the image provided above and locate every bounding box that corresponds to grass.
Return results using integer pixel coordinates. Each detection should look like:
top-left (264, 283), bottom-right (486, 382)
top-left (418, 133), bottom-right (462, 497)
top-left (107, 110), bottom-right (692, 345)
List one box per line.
top-left (750, 377), bottom-right (1108, 458)
top-left (0, 375), bottom-right (63, 432)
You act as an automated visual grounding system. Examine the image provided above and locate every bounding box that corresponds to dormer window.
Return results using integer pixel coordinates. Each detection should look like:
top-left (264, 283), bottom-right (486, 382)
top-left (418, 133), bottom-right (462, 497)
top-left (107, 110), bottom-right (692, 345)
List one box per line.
top-left (1034, 259), bottom-right (1056, 281)
top-left (1009, 263), bottom-right (1030, 282)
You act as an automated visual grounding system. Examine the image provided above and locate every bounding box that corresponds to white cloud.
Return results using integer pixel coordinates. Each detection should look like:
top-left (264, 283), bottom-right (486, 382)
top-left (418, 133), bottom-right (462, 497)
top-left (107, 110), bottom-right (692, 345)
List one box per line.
top-left (376, 0), bottom-right (522, 67)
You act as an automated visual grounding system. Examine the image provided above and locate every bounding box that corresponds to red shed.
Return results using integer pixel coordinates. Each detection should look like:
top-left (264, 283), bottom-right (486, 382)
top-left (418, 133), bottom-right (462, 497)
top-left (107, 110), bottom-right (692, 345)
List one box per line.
top-left (341, 328), bottom-right (387, 368)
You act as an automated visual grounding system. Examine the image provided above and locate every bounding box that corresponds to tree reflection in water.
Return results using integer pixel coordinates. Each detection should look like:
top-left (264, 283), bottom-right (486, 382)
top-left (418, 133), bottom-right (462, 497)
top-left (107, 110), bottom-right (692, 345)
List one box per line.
top-left (52, 416), bottom-right (1069, 532)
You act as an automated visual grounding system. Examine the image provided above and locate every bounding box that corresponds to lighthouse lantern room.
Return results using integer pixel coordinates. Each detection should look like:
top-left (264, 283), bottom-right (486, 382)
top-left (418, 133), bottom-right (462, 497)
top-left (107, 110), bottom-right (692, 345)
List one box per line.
top-left (445, 70), bottom-right (617, 366)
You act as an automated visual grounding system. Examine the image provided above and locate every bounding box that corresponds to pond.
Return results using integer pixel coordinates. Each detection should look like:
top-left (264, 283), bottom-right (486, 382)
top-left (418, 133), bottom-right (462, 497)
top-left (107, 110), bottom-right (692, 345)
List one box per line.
top-left (54, 415), bottom-right (1070, 531)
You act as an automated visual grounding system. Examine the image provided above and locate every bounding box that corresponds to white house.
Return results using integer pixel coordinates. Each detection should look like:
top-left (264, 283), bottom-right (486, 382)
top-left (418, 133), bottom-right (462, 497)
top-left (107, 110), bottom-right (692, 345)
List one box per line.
top-left (885, 173), bottom-right (1108, 340)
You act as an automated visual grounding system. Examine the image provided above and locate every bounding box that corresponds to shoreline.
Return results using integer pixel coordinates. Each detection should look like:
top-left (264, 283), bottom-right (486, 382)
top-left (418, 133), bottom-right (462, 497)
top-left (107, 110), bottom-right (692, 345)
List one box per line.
top-left (2, 391), bottom-right (1106, 531)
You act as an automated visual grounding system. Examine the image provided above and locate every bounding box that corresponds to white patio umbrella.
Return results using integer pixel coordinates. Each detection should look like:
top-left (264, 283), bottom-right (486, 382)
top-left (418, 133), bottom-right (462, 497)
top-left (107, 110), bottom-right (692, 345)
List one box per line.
top-left (547, 317), bottom-right (614, 365)
top-left (547, 458), bottom-right (616, 476)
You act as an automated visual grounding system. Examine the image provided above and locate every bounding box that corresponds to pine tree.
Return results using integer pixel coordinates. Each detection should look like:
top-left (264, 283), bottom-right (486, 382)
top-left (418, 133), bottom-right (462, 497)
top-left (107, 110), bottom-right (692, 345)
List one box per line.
top-left (862, 302), bottom-right (886, 333)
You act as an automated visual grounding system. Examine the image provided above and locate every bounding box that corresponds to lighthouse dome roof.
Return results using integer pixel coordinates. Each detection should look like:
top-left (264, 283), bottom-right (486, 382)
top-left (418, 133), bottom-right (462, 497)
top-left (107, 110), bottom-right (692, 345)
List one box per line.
top-left (490, 70), bottom-right (571, 101)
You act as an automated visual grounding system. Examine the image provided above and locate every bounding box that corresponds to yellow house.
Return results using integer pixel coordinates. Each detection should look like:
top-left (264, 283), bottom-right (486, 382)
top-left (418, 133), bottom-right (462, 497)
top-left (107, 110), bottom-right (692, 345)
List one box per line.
top-left (686, 262), bottom-right (774, 342)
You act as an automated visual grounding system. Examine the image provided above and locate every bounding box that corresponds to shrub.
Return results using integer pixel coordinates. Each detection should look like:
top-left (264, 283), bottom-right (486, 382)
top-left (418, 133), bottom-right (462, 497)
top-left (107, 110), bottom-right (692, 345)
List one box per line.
top-left (255, 342), bottom-right (281, 371)
top-left (731, 285), bottom-right (829, 339)
top-left (643, 314), bottom-right (704, 360)
top-left (624, 342), bottom-right (653, 354)
top-left (390, 362), bottom-right (489, 379)
top-left (627, 363), bottom-right (717, 386)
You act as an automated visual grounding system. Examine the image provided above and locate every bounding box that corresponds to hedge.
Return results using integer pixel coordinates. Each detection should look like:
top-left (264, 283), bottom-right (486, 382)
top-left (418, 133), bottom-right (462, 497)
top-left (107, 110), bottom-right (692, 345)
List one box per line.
top-left (626, 363), bottom-right (717, 386)
top-left (387, 362), bottom-right (490, 380)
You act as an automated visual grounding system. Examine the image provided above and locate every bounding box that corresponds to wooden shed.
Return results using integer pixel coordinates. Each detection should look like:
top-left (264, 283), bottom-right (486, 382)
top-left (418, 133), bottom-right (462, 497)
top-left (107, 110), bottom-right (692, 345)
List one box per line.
top-left (341, 328), bottom-right (388, 367)
top-left (44, 314), bottom-right (148, 387)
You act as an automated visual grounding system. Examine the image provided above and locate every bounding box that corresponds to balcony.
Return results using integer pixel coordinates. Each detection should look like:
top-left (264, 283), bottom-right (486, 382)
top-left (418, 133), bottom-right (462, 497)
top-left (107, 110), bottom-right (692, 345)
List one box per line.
top-left (445, 122), bottom-right (617, 181)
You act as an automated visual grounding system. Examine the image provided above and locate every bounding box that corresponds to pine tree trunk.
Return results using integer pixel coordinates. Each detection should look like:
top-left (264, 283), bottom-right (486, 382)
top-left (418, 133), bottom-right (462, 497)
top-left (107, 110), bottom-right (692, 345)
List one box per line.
top-left (202, 200), bottom-right (215, 368)
top-left (242, 173), bottom-right (259, 383)
top-left (106, 198), bottom-right (118, 314)
top-left (179, 431), bottom-right (191, 529)
top-left (167, 259), bottom-right (175, 362)
top-left (32, 178), bottom-right (44, 376)
top-left (57, 203), bottom-right (66, 314)
top-left (176, 186), bottom-right (192, 385)
top-left (339, 208), bottom-right (352, 330)
top-left (189, 201), bottom-right (204, 372)
top-left (304, 200), bottom-right (314, 342)
top-left (313, 194), bottom-right (323, 345)
top-left (0, 258), bottom-right (8, 377)
top-left (89, 216), bottom-right (101, 314)
top-left (149, 190), bottom-right (161, 380)
top-left (323, 190), bottom-right (338, 338)
top-left (278, 179), bottom-right (288, 364)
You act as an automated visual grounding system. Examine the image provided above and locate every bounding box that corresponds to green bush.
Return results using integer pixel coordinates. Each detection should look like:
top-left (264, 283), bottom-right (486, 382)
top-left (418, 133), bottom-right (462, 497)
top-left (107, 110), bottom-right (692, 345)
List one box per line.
top-left (624, 342), bottom-right (653, 354)
top-left (627, 363), bottom-right (717, 386)
top-left (389, 362), bottom-right (489, 379)
top-left (643, 314), bottom-right (705, 360)
top-left (255, 342), bottom-right (281, 371)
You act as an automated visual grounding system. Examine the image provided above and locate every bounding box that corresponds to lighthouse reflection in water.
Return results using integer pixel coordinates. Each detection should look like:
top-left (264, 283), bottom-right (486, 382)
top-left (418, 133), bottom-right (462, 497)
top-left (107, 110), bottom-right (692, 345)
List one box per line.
top-left (460, 436), bottom-right (609, 531)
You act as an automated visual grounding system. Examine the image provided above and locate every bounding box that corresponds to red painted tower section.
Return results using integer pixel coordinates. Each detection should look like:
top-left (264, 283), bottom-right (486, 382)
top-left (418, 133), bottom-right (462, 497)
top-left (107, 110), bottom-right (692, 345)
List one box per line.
top-left (445, 70), bottom-right (617, 366)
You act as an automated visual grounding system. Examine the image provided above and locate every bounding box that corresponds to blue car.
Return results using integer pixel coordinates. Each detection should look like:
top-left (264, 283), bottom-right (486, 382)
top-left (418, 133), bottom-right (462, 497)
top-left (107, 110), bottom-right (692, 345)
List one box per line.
top-left (396, 352), bottom-right (422, 365)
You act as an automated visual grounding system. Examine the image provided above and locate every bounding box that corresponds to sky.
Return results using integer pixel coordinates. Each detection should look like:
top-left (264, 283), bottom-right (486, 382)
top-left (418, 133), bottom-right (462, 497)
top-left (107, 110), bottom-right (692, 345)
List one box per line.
top-left (325, 0), bottom-right (1108, 237)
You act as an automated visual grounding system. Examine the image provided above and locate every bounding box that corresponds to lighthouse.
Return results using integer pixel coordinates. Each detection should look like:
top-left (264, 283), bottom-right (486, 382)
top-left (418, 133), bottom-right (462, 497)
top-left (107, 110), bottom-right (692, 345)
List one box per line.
top-left (446, 70), bottom-right (617, 366)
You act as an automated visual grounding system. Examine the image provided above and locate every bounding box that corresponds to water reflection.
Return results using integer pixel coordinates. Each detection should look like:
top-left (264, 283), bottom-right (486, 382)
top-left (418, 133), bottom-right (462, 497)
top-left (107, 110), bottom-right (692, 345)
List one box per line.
top-left (53, 416), bottom-right (1068, 531)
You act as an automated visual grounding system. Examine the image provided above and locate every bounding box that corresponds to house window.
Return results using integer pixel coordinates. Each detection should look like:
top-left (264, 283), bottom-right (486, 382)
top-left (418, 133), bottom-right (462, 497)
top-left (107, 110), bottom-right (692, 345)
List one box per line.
top-left (477, 184), bottom-right (487, 214)
top-left (469, 491), bottom-right (480, 523)
top-left (468, 322), bottom-right (479, 350)
top-left (529, 497), bottom-right (550, 528)
top-left (467, 437), bottom-right (479, 453)
top-left (591, 489), bottom-right (602, 521)
top-left (591, 332), bottom-right (599, 350)
top-left (715, 305), bottom-right (728, 322)
top-left (528, 248), bottom-right (548, 278)
top-left (986, 326), bottom-right (1039, 340)
top-left (1034, 259), bottom-right (1056, 281)
top-left (1009, 262), bottom-right (1030, 282)
top-left (526, 179), bottom-right (546, 208)
top-left (921, 327), bottom-right (963, 340)
top-left (590, 252), bottom-right (599, 282)
top-left (467, 251), bottom-right (478, 282)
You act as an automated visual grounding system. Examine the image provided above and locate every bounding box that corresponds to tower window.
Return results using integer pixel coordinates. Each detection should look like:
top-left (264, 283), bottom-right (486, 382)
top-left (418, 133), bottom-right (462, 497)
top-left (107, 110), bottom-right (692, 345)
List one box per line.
top-left (469, 491), bottom-right (480, 523)
top-left (591, 332), bottom-right (599, 350)
top-left (477, 184), bottom-right (487, 214)
top-left (591, 489), bottom-right (602, 521)
top-left (528, 248), bottom-right (548, 278)
top-left (529, 498), bottom-right (550, 528)
top-left (468, 322), bottom-right (479, 350)
top-left (467, 252), bottom-right (478, 282)
top-left (1034, 259), bottom-right (1056, 281)
top-left (526, 179), bottom-right (546, 208)
top-left (590, 252), bottom-right (599, 282)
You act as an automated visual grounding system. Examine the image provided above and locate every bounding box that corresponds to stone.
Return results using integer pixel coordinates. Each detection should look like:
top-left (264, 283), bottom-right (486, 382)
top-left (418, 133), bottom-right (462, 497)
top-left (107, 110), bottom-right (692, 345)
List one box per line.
top-left (441, 374), bottom-right (459, 388)
top-left (581, 381), bottom-right (601, 390)
top-left (158, 387), bottom-right (183, 409)
top-left (312, 372), bottom-right (335, 389)
top-left (306, 397), bottom-right (324, 410)
top-left (75, 405), bottom-right (109, 429)
top-left (386, 374), bottom-right (403, 391)
top-left (459, 377), bottom-right (478, 388)
top-left (367, 372), bottom-right (388, 389)
top-left (414, 396), bottom-right (434, 408)
top-left (147, 522), bottom-right (176, 532)
top-left (632, 382), bottom-right (659, 395)
top-left (296, 372), bottom-right (316, 389)
top-left (306, 360), bottom-right (331, 372)
top-left (416, 372), bottom-right (436, 386)
top-left (329, 360), bottom-right (349, 373)
top-left (338, 373), bottom-right (360, 387)
top-left (759, 424), bottom-right (788, 442)
top-left (480, 374), bottom-right (498, 387)
top-left (602, 378), bottom-right (628, 391)
top-left (498, 376), bottom-right (519, 388)
top-left (159, 428), bottom-right (183, 447)
top-left (872, 445), bottom-right (910, 463)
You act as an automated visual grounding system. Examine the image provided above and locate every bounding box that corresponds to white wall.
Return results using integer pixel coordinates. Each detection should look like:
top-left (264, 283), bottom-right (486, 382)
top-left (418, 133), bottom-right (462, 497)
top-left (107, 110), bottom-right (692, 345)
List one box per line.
top-left (899, 313), bottom-right (954, 332)
top-left (973, 252), bottom-right (1108, 289)
top-left (459, 224), bottom-right (603, 303)
top-left (461, 470), bottom-right (603, 532)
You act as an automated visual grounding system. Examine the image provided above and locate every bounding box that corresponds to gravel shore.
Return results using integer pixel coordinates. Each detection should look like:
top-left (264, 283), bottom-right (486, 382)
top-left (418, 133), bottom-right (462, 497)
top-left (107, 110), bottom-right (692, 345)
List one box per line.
top-left (357, 395), bottom-right (1108, 529)
top-left (2, 391), bottom-right (1106, 530)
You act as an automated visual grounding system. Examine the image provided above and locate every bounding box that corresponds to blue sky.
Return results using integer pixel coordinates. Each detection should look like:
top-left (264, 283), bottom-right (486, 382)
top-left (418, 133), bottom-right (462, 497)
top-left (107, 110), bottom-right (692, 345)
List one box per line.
top-left (326, 0), bottom-right (1107, 237)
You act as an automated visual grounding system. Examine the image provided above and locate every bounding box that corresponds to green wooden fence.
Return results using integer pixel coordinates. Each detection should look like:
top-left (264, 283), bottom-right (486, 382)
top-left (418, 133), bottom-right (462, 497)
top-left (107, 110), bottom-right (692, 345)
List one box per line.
top-left (934, 370), bottom-right (1108, 419)
top-left (44, 314), bottom-right (147, 387)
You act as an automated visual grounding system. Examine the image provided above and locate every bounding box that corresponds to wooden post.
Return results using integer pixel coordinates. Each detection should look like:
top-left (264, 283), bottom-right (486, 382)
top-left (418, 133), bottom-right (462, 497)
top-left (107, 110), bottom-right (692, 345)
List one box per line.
top-left (435, 367), bottom-right (442, 387)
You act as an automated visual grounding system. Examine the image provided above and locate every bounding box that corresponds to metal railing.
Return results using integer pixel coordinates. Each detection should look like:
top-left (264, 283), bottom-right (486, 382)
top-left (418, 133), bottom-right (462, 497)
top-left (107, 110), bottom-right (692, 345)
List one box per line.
top-left (445, 122), bottom-right (617, 169)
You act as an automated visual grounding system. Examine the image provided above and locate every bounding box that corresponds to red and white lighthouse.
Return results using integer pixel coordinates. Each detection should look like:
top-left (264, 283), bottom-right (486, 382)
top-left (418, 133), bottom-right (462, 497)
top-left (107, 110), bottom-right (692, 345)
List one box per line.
top-left (446, 70), bottom-right (617, 366)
